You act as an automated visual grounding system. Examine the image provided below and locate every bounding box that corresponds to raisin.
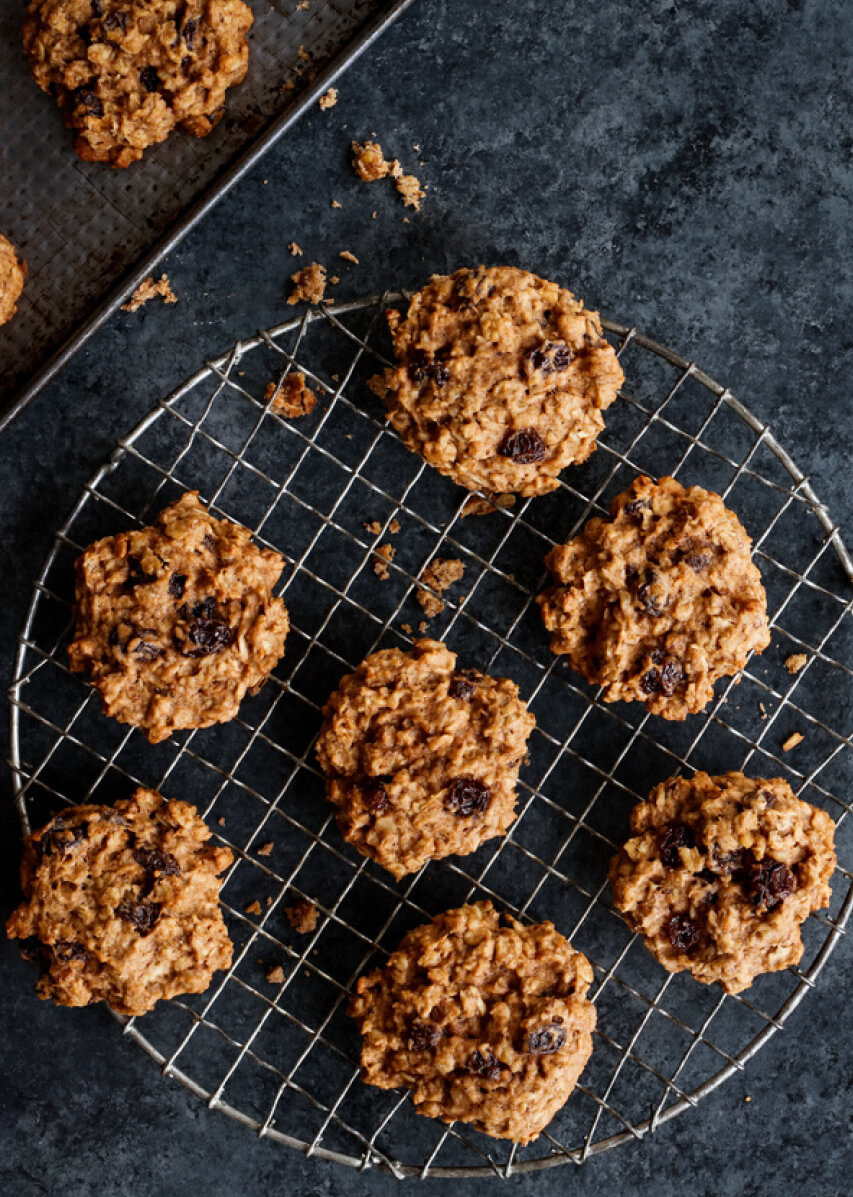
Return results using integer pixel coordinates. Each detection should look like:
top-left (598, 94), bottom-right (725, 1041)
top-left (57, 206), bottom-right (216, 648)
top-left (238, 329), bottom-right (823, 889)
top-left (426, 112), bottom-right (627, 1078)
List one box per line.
top-left (448, 669), bottom-right (481, 700)
top-left (747, 861), bottom-right (794, 911)
top-left (52, 941), bottom-right (89, 963)
top-left (116, 898), bottom-right (161, 935)
top-left (108, 627), bottom-right (120, 647)
top-left (525, 341), bottom-right (572, 374)
top-left (183, 617), bottom-right (233, 656)
top-left (134, 847), bottom-right (180, 878)
top-left (411, 354), bottom-right (450, 385)
top-left (638, 575), bottom-right (667, 617)
top-left (469, 1049), bottom-right (503, 1080)
top-left (91, 0), bottom-right (101, 13)
top-left (658, 658), bottom-right (684, 696)
top-left (133, 638), bottom-right (161, 661)
top-left (408, 1022), bottom-right (442, 1051)
top-left (685, 551), bottom-right (712, 571)
top-left (665, 913), bottom-right (700, 953)
top-left (714, 848), bottom-right (747, 875)
top-left (498, 428), bottom-right (546, 464)
top-left (192, 596), bottom-right (217, 620)
top-left (181, 54), bottom-right (192, 71)
top-left (125, 555), bottom-right (155, 587)
top-left (658, 823), bottom-right (695, 867)
top-left (445, 778), bottom-right (491, 816)
top-left (182, 17), bottom-right (198, 48)
top-left (640, 670), bottom-right (660, 695)
top-left (525, 1025), bottom-right (567, 1054)
top-left (36, 818), bottom-right (86, 861)
top-left (623, 498), bottom-right (649, 523)
top-left (73, 88), bottom-right (104, 118)
top-left (140, 66), bottom-right (160, 92)
top-left (102, 10), bottom-right (127, 33)
top-left (761, 789), bottom-right (777, 807)
top-left (363, 780), bottom-right (390, 815)
top-left (168, 572), bottom-right (187, 598)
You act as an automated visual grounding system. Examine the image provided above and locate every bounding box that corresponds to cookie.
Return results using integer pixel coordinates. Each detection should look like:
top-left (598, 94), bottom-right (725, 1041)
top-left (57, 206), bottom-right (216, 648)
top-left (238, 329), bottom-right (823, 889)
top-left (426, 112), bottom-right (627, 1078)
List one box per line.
top-left (370, 266), bottom-right (624, 496)
top-left (6, 787), bottom-right (234, 1015)
top-left (609, 771), bottom-right (836, 993)
top-left (314, 639), bottom-right (535, 879)
top-left (537, 475), bottom-right (771, 718)
top-left (0, 233), bottom-right (27, 326)
top-left (68, 491), bottom-right (289, 742)
top-left (349, 901), bottom-right (596, 1143)
top-left (23, 0), bottom-right (252, 168)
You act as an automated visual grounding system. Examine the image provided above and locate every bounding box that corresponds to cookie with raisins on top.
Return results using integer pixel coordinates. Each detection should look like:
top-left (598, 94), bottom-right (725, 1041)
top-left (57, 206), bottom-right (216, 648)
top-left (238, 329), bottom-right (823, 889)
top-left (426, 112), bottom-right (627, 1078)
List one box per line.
top-left (609, 771), bottom-right (836, 993)
top-left (349, 901), bottom-right (596, 1143)
top-left (537, 475), bottom-right (770, 719)
top-left (68, 491), bottom-right (289, 743)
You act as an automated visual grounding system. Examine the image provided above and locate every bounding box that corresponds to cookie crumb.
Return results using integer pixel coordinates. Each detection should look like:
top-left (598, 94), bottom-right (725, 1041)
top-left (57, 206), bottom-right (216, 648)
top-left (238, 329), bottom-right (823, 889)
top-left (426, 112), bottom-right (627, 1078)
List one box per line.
top-left (288, 241), bottom-right (303, 256)
top-left (288, 262), bottom-right (327, 305)
top-left (245, 900), bottom-right (262, 916)
top-left (351, 139), bottom-right (397, 180)
top-left (401, 622), bottom-right (413, 635)
top-left (296, 0), bottom-right (309, 8)
top-left (744, 1095), bottom-right (751, 1103)
top-left (217, 816), bottom-right (226, 826)
top-left (331, 199), bottom-right (342, 209)
top-left (318, 87), bottom-right (337, 110)
top-left (389, 518), bottom-right (401, 534)
top-left (461, 492), bottom-right (517, 517)
top-left (373, 543), bottom-right (395, 580)
top-left (364, 520), bottom-right (382, 535)
top-left (257, 842), bottom-right (274, 856)
top-left (297, 44), bottom-right (310, 61)
top-left (266, 964), bottom-right (285, 984)
top-left (339, 249), bottom-right (359, 264)
top-left (782, 732), bottom-right (805, 752)
top-left (785, 653), bottom-right (808, 675)
top-left (264, 373), bottom-right (318, 417)
top-left (418, 557), bottom-right (465, 613)
top-left (121, 274), bottom-right (177, 312)
top-left (285, 900), bottom-right (318, 934)
top-left (759, 702), bottom-right (768, 720)
top-left (417, 590), bottom-right (444, 618)
top-left (395, 173), bottom-right (425, 210)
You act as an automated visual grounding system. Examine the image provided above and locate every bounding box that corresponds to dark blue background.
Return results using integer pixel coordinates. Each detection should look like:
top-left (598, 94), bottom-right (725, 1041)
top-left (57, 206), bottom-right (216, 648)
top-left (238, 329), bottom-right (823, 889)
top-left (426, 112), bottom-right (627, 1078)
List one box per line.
top-left (2, 1), bottom-right (852, 1193)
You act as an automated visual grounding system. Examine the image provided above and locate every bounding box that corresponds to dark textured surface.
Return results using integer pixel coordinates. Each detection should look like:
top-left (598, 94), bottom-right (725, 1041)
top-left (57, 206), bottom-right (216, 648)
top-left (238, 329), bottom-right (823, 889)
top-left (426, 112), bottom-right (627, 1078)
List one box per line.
top-left (2, 0), bottom-right (853, 1193)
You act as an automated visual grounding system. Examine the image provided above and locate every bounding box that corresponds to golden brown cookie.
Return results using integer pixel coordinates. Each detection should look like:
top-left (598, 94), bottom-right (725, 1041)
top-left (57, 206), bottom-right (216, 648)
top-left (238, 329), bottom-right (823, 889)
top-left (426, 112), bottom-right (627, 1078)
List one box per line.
top-left (314, 639), bottom-right (535, 879)
top-left (609, 772), bottom-right (836, 993)
top-left (370, 265), bottom-right (624, 496)
top-left (6, 788), bottom-right (234, 1015)
top-left (537, 475), bottom-right (771, 718)
top-left (23, 0), bottom-right (252, 168)
top-left (0, 233), bottom-right (27, 326)
top-left (349, 901), bottom-right (596, 1143)
top-left (68, 491), bottom-right (289, 742)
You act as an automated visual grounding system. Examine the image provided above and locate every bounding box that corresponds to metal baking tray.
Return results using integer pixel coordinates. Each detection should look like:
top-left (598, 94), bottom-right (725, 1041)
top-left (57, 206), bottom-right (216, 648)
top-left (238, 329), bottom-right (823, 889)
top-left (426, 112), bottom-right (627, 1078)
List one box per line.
top-left (0, 0), bottom-right (416, 429)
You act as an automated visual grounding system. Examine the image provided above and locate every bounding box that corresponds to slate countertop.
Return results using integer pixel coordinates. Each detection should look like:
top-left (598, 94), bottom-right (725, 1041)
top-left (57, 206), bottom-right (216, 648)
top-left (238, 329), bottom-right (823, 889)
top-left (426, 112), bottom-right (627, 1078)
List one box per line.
top-left (1, 1), bottom-right (852, 1194)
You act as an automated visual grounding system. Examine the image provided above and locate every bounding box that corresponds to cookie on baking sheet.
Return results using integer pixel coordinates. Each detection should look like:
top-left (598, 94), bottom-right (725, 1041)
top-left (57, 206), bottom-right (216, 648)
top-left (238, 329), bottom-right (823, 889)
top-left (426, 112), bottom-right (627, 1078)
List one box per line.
top-left (0, 233), bottom-right (26, 327)
top-left (537, 475), bottom-right (771, 719)
top-left (314, 639), bottom-right (536, 880)
top-left (349, 901), bottom-right (596, 1144)
top-left (6, 787), bottom-right (234, 1015)
top-left (369, 265), bottom-right (624, 497)
top-left (23, 0), bottom-right (253, 168)
top-left (609, 771), bottom-right (836, 994)
top-left (68, 490), bottom-right (289, 743)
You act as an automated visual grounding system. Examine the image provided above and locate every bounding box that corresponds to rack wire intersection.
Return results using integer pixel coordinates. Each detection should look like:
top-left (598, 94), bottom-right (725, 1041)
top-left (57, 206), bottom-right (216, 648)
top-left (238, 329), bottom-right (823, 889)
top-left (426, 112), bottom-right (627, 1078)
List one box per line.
top-left (9, 294), bottom-right (853, 1178)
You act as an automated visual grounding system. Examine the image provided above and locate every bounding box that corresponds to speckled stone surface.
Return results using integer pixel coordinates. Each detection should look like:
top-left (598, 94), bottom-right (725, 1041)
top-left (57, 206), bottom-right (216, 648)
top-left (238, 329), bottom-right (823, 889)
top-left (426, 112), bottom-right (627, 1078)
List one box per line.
top-left (1, 0), bottom-right (853, 1193)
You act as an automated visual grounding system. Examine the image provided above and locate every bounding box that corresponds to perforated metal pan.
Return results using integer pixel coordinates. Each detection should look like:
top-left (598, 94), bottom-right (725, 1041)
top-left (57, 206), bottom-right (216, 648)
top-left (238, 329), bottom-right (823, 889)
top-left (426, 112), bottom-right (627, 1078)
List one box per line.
top-left (0, 0), bottom-right (416, 430)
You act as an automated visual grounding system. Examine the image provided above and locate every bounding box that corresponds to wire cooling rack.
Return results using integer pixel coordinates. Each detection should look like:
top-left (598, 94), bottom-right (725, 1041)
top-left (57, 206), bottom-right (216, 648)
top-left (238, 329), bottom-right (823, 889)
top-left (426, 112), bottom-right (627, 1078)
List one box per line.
top-left (9, 294), bottom-right (853, 1178)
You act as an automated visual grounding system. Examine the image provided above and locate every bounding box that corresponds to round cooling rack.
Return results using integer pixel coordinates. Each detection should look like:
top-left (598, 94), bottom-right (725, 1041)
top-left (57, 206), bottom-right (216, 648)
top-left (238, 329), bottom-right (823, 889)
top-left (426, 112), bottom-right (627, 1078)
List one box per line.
top-left (9, 294), bottom-right (853, 1178)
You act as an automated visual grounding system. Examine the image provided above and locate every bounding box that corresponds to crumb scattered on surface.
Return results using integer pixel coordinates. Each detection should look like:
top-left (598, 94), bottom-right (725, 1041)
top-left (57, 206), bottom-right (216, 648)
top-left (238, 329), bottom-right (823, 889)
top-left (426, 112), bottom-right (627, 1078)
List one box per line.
top-left (257, 842), bottom-right (274, 856)
top-left (395, 173), bottom-right (425, 210)
top-left (266, 964), bottom-right (285, 984)
top-left (285, 900), bottom-right (318, 934)
top-left (121, 274), bottom-right (177, 312)
top-left (418, 620), bottom-right (428, 634)
top-left (351, 139), bottom-right (396, 180)
top-left (759, 702), bottom-right (768, 720)
top-left (288, 241), bottom-right (303, 256)
top-left (782, 732), bottom-right (805, 752)
top-left (785, 653), bottom-right (808, 675)
top-left (296, 0), bottom-right (309, 8)
top-left (245, 900), bottom-right (262, 916)
top-left (318, 87), bottom-right (337, 110)
top-left (331, 199), bottom-right (342, 209)
top-left (288, 262), bottom-right (327, 305)
top-left (461, 492), bottom-right (517, 517)
top-left (265, 372), bottom-right (318, 418)
top-left (339, 249), bottom-right (359, 264)
top-left (364, 520), bottom-right (382, 535)
top-left (401, 622), bottom-right (413, 635)
top-left (417, 590), bottom-right (444, 618)
top-left (416, 557), bottom-right (465, 617)
top-left (297, 44), bottom-right (310, 61)
top-left (744, 1096), bottom-right (751, 1103)
top-left (373, 543), bottom-right (395, 580)
top-left (389, 518), bottom-right (400, 534)
top-left (217, 816), bottom-right (226, 826)
top-left (330, 275), bottom-right (340, 285)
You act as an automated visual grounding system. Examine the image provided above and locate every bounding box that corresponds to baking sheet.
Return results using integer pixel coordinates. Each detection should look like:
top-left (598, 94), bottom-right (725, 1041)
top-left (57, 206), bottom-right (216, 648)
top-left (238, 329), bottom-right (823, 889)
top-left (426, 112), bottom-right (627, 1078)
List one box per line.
top-left (0, 0), bottom-right (413, 419)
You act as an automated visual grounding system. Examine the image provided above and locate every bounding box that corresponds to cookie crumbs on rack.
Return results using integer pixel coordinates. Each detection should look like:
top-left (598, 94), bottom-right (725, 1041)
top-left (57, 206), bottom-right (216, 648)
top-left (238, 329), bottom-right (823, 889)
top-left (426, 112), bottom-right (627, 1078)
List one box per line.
top-left (395, 173), bottom-right (425, 211)
top-left (121, 274), bottom-right (177, 312)
top-left (759, 702), bottom-right (768, 720)
top-left (318, 87), bottom-right (337, 110)
top-left (288, 241), bottom-right (303, 256)
top-left (285, 900), bottom-right (318, 934)
top-left (287, 262), bottom-right (327, 305)
top-left (390, 518), bottom-right (401, 534)
top-left (245, 900), bottom-right (262, 916)
top-left (257, 842), bottom-right (274, 856)
top-left (265, 373), bottom-right (318, 417)
top-left (782, 732), bottom-right (805, 752)
top-left (373, 544), bottom-right (395, 580)
top-left (217, 816), bottom-right (226, 826)
top-left (401, 622), bottom-right (413, 635)
top-left (266, 964), bottom-right (285, 984)
top-left (417, 557), bottom-right (465, 617)
top-left (418, 620), bottom-right (429, 634)
top-left (785, 653), bottom-right (809, 675)
top-left (339, 250), bottom-right (359, 264)
top-left (364, 520), bottom-right (382, 535)
top-left (461, 493), bottom-right (516, 517)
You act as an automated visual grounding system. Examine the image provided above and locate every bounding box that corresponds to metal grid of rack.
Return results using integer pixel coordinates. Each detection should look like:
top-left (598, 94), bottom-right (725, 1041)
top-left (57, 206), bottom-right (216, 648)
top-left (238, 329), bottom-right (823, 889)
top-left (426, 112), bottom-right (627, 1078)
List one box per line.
top-left (9, 294), bottom-right (853, 1177)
